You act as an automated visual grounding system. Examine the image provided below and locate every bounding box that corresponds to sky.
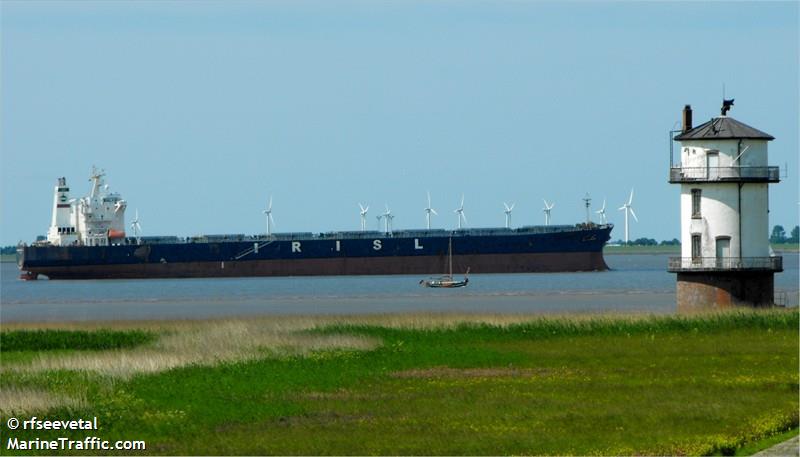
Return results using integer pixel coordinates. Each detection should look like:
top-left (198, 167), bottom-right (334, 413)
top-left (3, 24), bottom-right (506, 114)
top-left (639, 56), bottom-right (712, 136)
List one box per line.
top-left (1, 1), bottom-right (798, 245)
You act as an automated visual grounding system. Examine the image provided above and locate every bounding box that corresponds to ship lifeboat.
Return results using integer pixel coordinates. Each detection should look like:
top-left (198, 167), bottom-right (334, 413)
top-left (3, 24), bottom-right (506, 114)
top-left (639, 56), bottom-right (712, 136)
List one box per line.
top-left (108, 229), bottom-right (126, 239)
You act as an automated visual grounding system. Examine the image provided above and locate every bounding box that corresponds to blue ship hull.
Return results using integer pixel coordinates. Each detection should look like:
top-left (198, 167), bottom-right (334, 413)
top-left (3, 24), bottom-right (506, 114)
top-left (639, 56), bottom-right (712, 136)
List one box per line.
top-left (18, 225), bottom-right (612, 279)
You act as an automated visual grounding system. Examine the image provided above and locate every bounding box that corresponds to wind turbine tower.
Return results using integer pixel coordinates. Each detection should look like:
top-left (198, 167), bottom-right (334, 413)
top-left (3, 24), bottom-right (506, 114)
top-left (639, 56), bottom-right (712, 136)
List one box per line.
top-left (596, 198), bottom-right (607, 224)
top-left (424, 192), bottom-right (438, 229)
top-left (262, 196), bottom-right (275, 237)
top-left (383, 204), bottom-right (394, 234)
top-left (503, 202), bottom-right (515, 228)
top-left (454, 195), bottom-right (467, 229)
top-left (542, 199), bottom-right (554, 226)
top-left (618, 189), bottom-right (638, 243)
top-left (359, 203), bottom-right (369, 231)
top-left (130, 209), bottom-right (142, 243)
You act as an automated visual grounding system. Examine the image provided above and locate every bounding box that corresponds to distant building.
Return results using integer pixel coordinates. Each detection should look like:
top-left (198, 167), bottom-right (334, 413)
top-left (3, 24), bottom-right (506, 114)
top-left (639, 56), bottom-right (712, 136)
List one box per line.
top-left (667, 101), bottom-right (782, 312)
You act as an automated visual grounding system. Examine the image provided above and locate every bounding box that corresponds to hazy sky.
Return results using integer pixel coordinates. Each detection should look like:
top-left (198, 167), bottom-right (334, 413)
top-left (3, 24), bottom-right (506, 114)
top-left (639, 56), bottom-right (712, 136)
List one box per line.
top-left (1, 1), bottom-right (798, 245)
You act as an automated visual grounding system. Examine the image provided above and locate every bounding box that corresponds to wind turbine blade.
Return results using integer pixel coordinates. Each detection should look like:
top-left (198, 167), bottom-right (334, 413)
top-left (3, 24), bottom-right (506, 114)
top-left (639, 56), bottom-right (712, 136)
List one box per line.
top-left (359, 203), bottom-right (365, 212)
top-left (431, 208), bottom-right (438, 216)
top-left (601, 198), bottom-right (606, 211)
top-left (427, 191), bottom-right (431, 207)
top-left (503, 202), bottom-right (510, 211)
top-left (269, 213), bottom-right (276, 227)
top-left (542, 198), bottom-right (549, 207)
top-left (461, 212), bottom-right (467, 224)
top-left (460, 194), bottom-right (464, 208)
top-left (628, 188), bottom-right (634, 205)
top-left (618, 206), bottom-right (626, 211)
top-left (269, 195), bottom-right (273, 211)
top-left (630, 207), bottom-right (639, 222)
top-left (510, 203), bottom-right (515, 211)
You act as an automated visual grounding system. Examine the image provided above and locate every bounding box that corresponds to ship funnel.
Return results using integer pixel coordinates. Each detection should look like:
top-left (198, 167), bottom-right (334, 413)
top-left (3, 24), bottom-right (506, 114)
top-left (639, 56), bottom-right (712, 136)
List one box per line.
top-left (682, 105), bottom-right (692, 133)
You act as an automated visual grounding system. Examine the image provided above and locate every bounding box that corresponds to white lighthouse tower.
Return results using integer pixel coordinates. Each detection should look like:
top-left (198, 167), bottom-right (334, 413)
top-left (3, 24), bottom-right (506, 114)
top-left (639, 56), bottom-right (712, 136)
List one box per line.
top-left (668, 101), bottom-right (782, 311)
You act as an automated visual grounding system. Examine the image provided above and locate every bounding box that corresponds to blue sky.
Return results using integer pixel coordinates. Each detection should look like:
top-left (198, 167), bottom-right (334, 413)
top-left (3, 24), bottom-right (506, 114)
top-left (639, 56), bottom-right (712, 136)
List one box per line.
top-left (1, 1), bottom-right (798, 245)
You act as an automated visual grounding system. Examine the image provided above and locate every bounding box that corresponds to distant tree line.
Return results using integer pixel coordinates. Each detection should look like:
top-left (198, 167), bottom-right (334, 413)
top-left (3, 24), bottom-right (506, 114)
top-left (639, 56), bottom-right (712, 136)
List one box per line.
top-left (612, 238), bottom-right (680, 246)
top-left (770, 225), bottom-right (800, 244)
top-left (1, 246), bottom-right (16, 255)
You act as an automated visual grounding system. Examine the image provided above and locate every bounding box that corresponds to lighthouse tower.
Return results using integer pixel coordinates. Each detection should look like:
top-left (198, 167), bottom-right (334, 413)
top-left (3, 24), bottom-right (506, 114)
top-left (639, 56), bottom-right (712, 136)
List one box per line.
top-left (668, 101), bottom-right (782, 312)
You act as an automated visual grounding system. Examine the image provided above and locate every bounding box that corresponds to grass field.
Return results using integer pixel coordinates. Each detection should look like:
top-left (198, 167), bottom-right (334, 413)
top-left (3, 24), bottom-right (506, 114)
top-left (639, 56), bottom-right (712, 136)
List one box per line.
top-left (1, 311), bottom-right (798, 455)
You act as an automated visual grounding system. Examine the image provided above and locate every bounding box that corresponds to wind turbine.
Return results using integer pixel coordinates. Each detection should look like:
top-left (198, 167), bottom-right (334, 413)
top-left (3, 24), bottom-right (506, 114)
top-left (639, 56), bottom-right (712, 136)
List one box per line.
top-left (596, 198), bottom-right (607, 224)
top-left (454, 194), bottom-right (467, 229)
top-left (424, 191), bottom-right (438, 229)
top-left (130, 209), bottom-right (142, 242)
top-left (359, 203), bottom-right (369, 231)
top-left (262, 196), bottom-right (275, 237)
top-left (376, 214), bottom-right (384, 231)
top-left (383, 204), bottom-right (394, 233)
top-left (618, 188), bottom-right (638, 243)
top-left (542, 199), bottom-right (555, 226)
top-left (503, 202), bottom-right (515, 228)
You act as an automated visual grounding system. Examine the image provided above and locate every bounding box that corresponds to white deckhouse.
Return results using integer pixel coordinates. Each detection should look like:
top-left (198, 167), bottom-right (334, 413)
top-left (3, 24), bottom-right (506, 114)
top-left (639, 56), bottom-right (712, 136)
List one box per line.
top-left (668, 101), bottom-right (782, 311)
top-left (46, 167), bottom-right (127, 247)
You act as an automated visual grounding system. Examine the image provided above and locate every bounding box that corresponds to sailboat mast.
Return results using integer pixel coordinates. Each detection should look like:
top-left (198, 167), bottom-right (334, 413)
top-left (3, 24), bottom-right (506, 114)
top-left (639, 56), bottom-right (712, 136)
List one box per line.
top-left (448, 238), bottom-right (453, 277)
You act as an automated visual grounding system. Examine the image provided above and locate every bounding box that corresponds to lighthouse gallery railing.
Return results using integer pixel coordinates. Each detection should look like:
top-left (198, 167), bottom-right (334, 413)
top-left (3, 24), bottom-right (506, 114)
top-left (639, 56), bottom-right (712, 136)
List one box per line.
top-left (669, 166), bottom-right (779, 183)
top-left (668, 256), bottom-right (783, 272)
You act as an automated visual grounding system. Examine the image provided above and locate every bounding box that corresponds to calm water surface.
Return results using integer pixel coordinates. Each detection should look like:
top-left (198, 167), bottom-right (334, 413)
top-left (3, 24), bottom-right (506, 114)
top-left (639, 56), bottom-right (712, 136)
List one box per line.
top-left (1, 254), bottom-right (797, 322)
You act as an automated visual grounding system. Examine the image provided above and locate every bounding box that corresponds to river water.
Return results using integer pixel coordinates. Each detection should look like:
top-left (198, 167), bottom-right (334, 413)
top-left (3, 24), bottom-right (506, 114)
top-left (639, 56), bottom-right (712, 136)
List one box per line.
top-left (1, 254), bottom-right (797, 323)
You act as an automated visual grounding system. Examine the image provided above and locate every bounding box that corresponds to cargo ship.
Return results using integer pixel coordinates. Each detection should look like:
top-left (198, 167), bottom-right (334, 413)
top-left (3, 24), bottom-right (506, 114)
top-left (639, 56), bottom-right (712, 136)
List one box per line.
top-left (17, 169), bottom-right (613, 280)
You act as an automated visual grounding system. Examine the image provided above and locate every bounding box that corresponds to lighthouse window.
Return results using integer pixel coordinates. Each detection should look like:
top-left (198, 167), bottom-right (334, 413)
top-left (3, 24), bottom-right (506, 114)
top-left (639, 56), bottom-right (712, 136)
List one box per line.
top-left (691, 235), bottom-right (701, 260)
top-left (691, 189), bottom-right (702, 218)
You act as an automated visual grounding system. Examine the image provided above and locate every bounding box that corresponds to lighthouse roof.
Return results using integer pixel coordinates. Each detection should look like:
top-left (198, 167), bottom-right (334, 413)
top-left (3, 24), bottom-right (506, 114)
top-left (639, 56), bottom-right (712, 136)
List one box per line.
top-left (675, 116), bottom-right (774, 141)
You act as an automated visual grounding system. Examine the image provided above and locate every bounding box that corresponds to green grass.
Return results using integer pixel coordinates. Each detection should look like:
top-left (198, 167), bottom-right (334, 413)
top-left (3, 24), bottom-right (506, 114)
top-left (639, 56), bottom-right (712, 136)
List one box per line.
top-left (1, 253), bottom-right (16, 262)
top-left (732, 427), bottom-right (798, 456)
top-left (771, 242), bottom-right (800, 253)
top-left (604, 244), bottom-right (681, 254)
top-left (1, 311), bottom-right (797, 455)
top-left (1, 329), bottom-right (157, 352)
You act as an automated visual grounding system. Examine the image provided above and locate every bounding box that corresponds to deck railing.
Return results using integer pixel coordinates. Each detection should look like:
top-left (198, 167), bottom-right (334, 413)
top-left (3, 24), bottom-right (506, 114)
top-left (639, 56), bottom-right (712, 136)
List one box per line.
top-left (669, 166), bottom-right (779, 183)
top-left (668, 256), bottom-right (783, 272)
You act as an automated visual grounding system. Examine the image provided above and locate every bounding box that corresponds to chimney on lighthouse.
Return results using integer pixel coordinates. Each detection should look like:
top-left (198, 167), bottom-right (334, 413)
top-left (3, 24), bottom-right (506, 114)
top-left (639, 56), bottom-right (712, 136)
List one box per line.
top-left (681, 105), bottom-right (692, 133)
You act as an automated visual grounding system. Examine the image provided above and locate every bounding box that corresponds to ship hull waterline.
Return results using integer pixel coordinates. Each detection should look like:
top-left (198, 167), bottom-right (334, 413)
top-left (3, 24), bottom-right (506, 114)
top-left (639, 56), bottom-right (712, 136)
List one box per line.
top-left (22, 252), bottom-right (609, 280)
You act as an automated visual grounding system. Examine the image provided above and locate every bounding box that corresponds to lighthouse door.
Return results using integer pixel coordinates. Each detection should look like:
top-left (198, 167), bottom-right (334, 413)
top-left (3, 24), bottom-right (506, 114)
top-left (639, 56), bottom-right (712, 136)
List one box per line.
top-left (716, 237), bottom-right (730, 268)
top-left (707, 152), bottom-right (719, 180)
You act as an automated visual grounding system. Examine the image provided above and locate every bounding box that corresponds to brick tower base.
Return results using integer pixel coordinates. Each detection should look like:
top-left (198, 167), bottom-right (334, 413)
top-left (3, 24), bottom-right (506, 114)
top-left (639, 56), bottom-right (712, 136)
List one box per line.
top-left (676, 272), bottom-right (775, 313)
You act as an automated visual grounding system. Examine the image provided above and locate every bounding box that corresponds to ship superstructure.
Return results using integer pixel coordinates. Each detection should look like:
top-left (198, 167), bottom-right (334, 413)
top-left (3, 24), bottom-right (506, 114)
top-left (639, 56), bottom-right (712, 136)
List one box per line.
top-left (46, 167), bottom-right (127, 247)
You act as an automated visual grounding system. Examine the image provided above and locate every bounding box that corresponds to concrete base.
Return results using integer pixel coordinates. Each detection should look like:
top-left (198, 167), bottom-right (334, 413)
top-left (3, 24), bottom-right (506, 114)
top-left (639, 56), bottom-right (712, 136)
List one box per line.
top-left (676, 272), bottom-right (775, 313)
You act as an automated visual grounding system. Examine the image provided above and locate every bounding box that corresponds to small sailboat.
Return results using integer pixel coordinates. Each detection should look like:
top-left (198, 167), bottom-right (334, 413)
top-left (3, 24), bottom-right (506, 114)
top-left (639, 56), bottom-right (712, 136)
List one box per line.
top-left (419, 238), bottom-right (470, 288)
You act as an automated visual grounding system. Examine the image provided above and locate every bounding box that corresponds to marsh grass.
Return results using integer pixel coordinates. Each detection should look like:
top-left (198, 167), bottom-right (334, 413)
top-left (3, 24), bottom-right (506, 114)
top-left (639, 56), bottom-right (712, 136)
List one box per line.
top-left (1, 329), bottom-right (156, 351)
top-left (0, 386), bottom-right (86, 416)
top-left (2, 319), bottom-right (379, 378)
top-left (1, 310), bottom-right (797, 455)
